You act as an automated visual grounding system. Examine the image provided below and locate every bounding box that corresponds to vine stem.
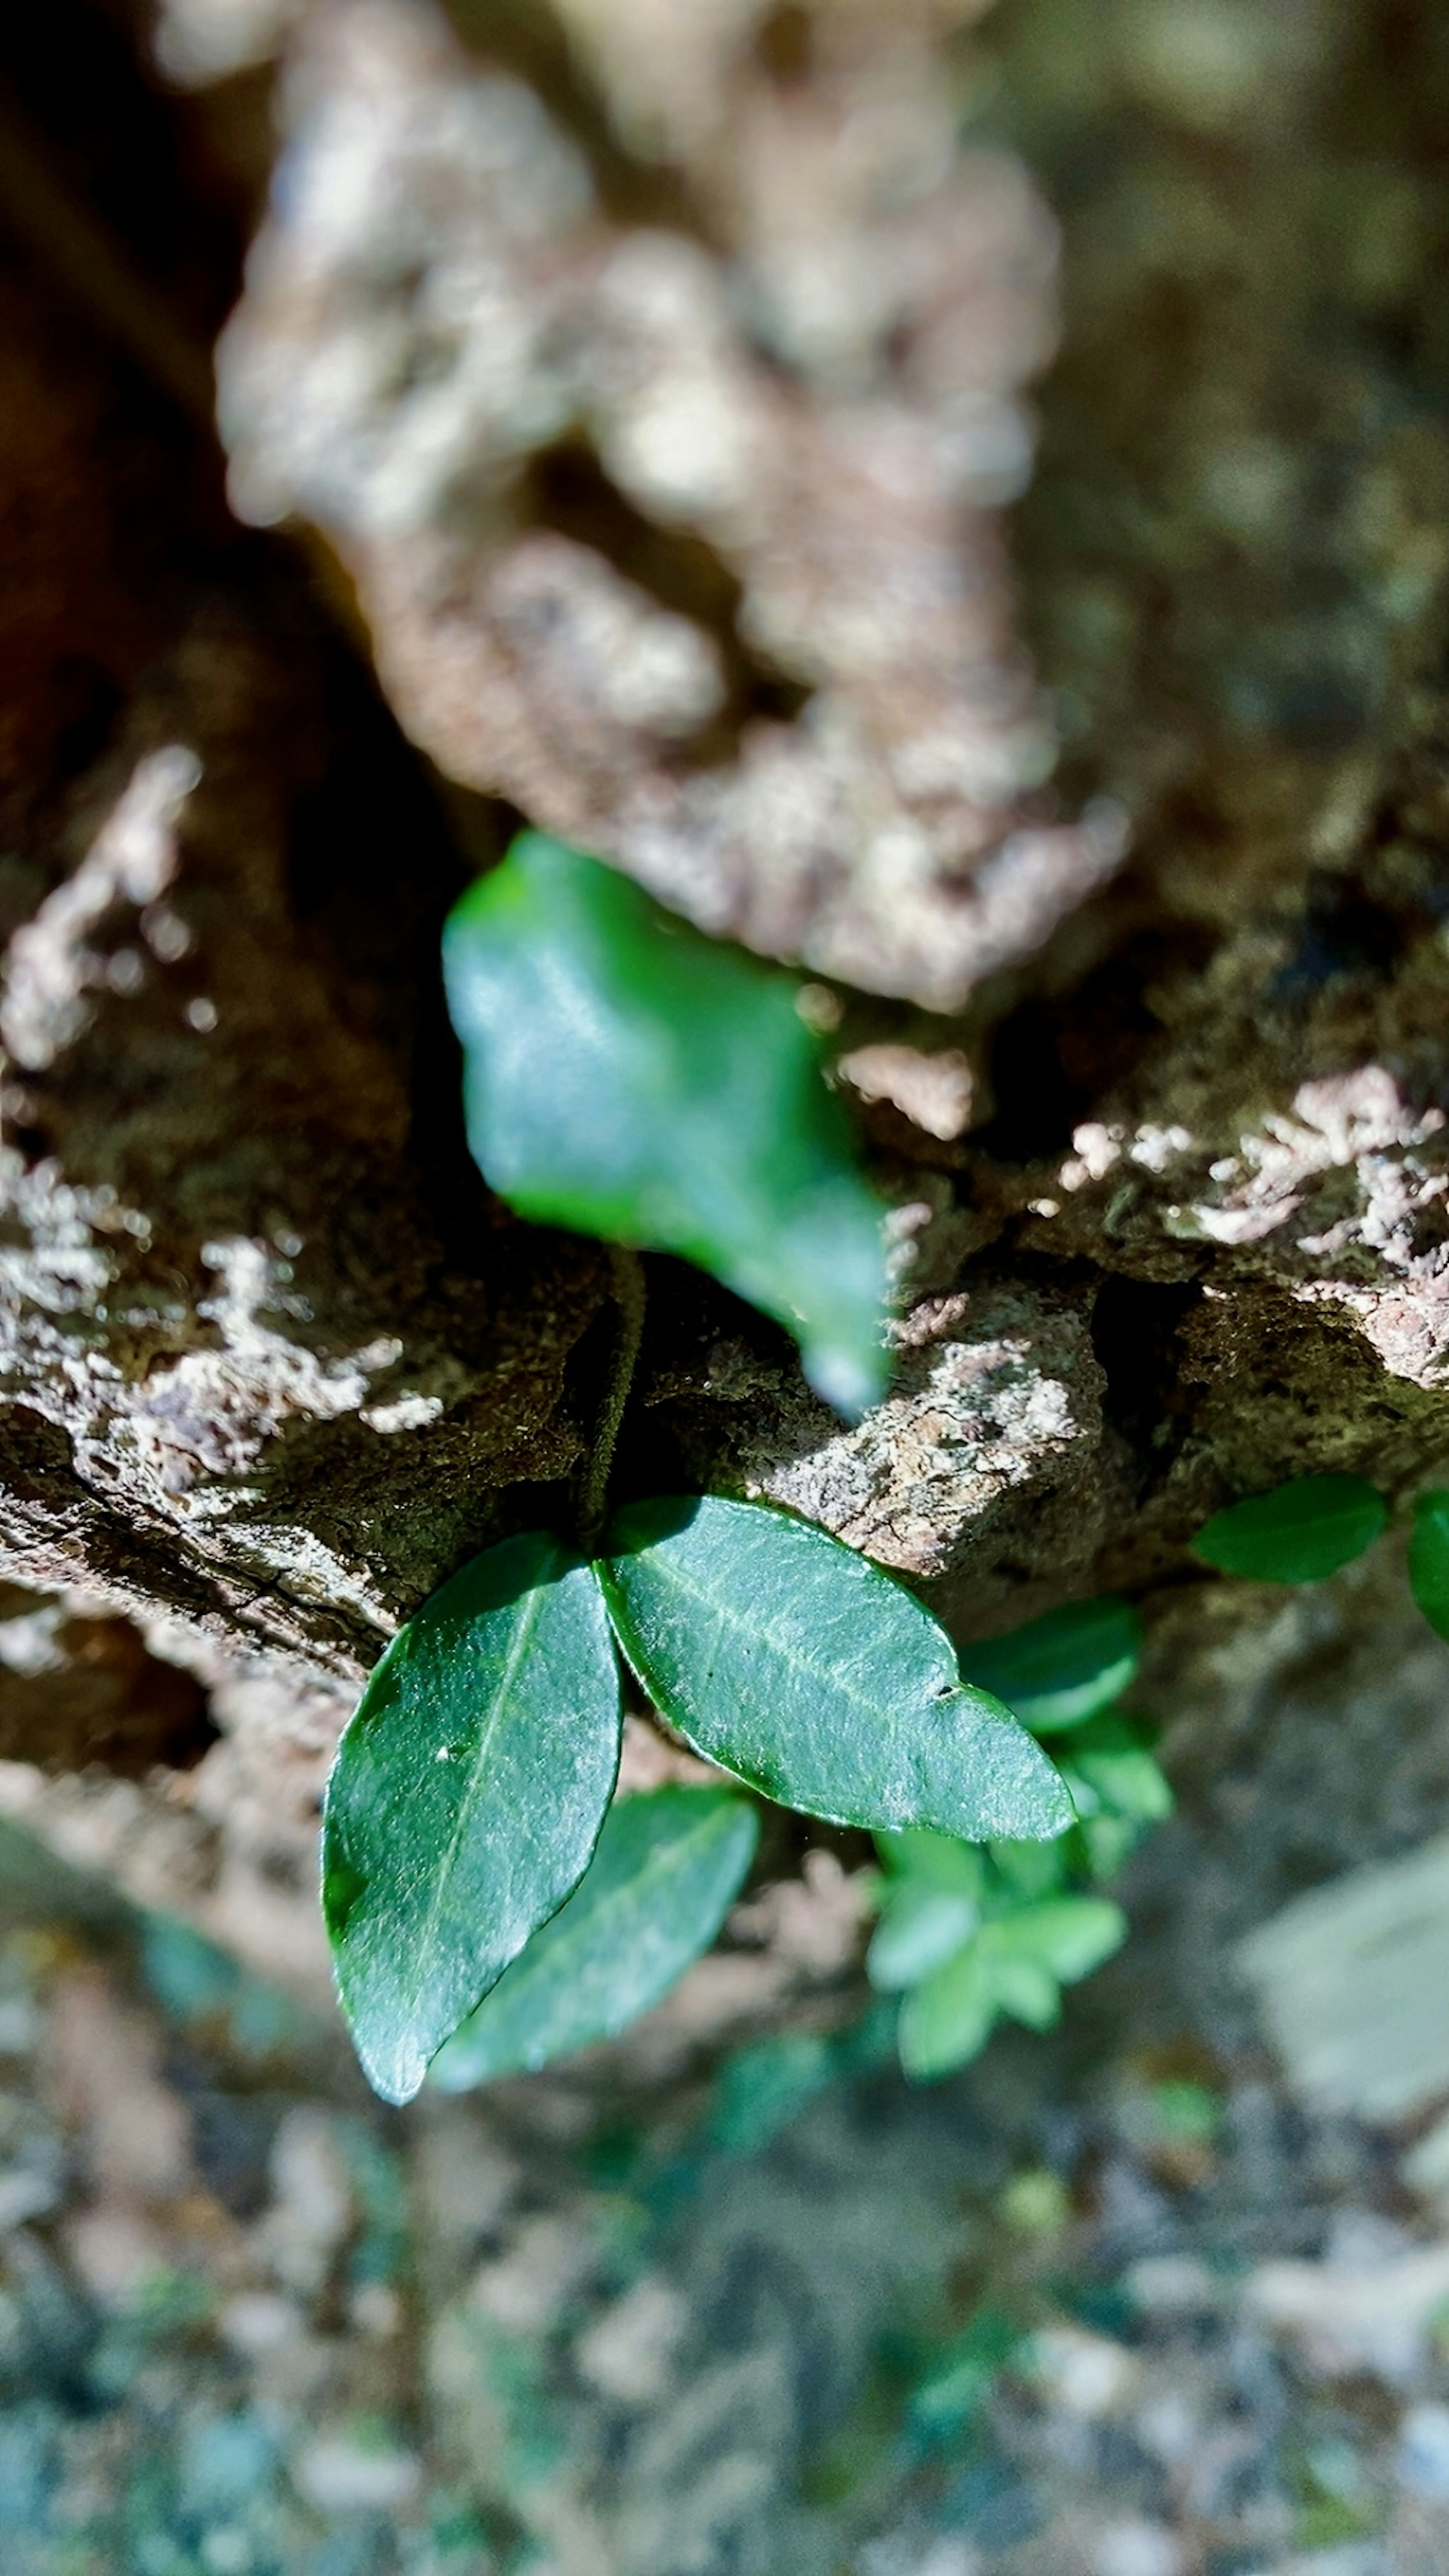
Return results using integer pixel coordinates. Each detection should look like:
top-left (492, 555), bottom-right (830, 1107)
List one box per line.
top-left (577, 1247), bottom-right (646, 1553)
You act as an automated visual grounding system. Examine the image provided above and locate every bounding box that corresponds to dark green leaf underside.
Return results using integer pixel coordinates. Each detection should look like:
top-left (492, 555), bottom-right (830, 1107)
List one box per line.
top-left (443, 833), bottom-right (889, 1416)
top-left (958, 1594), bottom-right (1141, 1733)
top-left (430, 1787), bottom-right (758, 2089)
top-left (322, 1532), bottom-right (621, 2105)
top-left (599, 1495), bottom-right (1073, 1841)
top-left (1192, 1474), bottom-right (1386, 1583)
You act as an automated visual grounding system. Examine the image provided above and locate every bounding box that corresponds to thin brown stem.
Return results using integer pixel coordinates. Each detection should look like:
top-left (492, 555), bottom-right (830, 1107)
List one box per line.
top-left (577, 1247), bottom-right (646, 1554)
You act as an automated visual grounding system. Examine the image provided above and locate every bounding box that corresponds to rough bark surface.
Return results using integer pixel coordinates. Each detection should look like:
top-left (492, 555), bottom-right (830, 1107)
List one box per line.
top-left (4, 0), bottom-right (1449, 1997)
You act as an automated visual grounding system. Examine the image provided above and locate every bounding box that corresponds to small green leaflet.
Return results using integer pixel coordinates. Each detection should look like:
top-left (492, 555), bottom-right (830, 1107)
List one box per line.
top-left (981, 1895), bottom-right (1127, 1986)
top-left (322, 1533), bottom-right (621, 2106)
top-left (899, 1946), bottom-right (996, 2080)
top-left (897, 1895), bottom-right (1126, 2080)
top-left (1191, 1474), bottom-right (1386, 1583)
top-left (1409, 1490), bottom-right (1449, 1641)
top-left (429, 1787), bottom-right (758, 2089)
top-left (958, 1595), bottom-right (1141, 1733)
top-left (442, 833), bottom-right (889, 1417)
top-left (868, 1882), bottom-right (981, 1992)
top-left (598, 1495), bottom-right (1073, 1840)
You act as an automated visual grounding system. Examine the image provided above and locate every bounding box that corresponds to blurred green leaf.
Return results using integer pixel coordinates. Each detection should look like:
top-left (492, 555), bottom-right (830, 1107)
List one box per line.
top-left (908, 2308), bottom-right (1018, 2446)
top-left (1057, 1714), bottom-right (1173, 1828)
top-left (1409, 1489), bottom-right (1449, 1640)
top-left (1077, 1813), bottom-right (1143, 1880)
top-left (959, 1595), bottom-right (1141, 1733)
top-left (443, 832), bottom-right (889, 1416)
top-left (982, 1895), bottom-right (1127, 1985)
top-left (874, 1830), bottom-right (988, 1895)
top-left (322, 1533), bottom-right (621, 2104)
top-left (600, 1495), bottom-right (1075, 1838)
top-left (898, 1944), bottom-right (997, 2080)
top-left (430, 1787), bottom-right (757, 2088)
top-left (709, 2031), bottom-right (837, 2155)
top-left (1192, 1474), bottom-right (1386, 1583)
top-left (867, 1884), bottom-right (979, 1992)
top-left (981, 1948), bottom-right (1061, 2030)
top-left (989, 1837), bottom-right (1071, 1898)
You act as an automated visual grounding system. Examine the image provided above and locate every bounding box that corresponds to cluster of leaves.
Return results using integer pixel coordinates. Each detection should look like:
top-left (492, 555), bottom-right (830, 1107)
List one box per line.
top-left (323, 1497), bottom-right (1071, 2103)
top-left (323, 829), bottom-right (1197, 2108)
top-left (864, 1595), bottom-right (1171, 2082)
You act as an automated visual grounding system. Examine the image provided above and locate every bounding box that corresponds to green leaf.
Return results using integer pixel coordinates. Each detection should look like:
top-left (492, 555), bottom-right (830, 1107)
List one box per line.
top-left (898, 1945), bottom-right (998, 2080)
top-left (1078, 1814), bottom-right (1143, 1881)
top-left (981, 1949), bottom-right (1061, 2031)
top-left (443, 832), bottom-right (889, 1416)
top-left (1061, 1742), bottom-right (1173, 1828)
top-left (981, 1895), bottom-right (1127, 1986)
top-left (958, 1595), bottom-right (1141, 1733)
top-left (322, 1533), bottom-right (621, 2105)
top-left (867, 1884), bottom-right (979, 1992)
top-left (599, 1495), bottom-right (1075, 1840)
top-left (429, 1788), bottom-right (757, 2089)
top-left (1409, 1489), bottom-right (1449, 1641)
top-left (1191, 1474), bottom-right (1386, 1583)
top-left (988, 1838), bottom-right (1070, 1898)
top-left (875, 1831), bottom-right (988, 1896)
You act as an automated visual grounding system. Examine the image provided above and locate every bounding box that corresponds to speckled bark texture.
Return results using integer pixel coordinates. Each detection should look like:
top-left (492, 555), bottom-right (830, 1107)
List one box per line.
top-left (6, 0), bottom-right (1449, 1986)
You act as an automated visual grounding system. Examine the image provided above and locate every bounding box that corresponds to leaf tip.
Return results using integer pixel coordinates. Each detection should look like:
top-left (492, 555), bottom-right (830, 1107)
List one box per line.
top-left (803, 1334), bottom-right (890, 1421)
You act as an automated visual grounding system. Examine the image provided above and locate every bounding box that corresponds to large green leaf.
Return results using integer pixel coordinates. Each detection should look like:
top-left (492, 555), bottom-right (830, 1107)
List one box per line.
top-left (442, 832), bottom-right (889, 1416)
top-left (598, 1496), bottom-right (1074, 1839)
top-left (322, 1533), bottom-right (621, 2105)
top-left (1191, 1474), bottom-right (1386, 1583)
top-left (958, 1595), bottom-right (1141, 1733)
top-left (429, 1787), bottom-right (758, 2089)
top-left (1409, 1489), bottom-right (1449, 1641)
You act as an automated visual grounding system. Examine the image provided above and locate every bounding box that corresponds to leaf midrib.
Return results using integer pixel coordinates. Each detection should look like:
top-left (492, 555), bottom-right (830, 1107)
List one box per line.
top-left (404, 1573), bottom-right (549, 2018)
top-left (614, 1542), bottom-right (948, 1743)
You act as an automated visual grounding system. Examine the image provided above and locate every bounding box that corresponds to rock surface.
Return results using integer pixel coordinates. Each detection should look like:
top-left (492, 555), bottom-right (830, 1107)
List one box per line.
top-left (5, 0), bottom-right (1449, 1990)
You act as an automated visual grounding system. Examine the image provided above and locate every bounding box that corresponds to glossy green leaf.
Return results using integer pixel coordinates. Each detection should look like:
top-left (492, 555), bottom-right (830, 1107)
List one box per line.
top-left (443, 832), bottom-right (889, 1416)
top-left (898, 1946), bottom-right (997, 2080)
top-left (1191, 1474), bottom-right (1386, 1583)
top-left (322, 1533), bottom-right (621, 2105)
top-left (429, 1787), bottom-right (758, 2089)
top-left (599, 1496), bottom-right (1074, 1840)
top-left (958, 1595), bottom-right (1141, 1733)
top-left (867, 1884), bottom-right (979, 1992)
top-left (1409, 1489), bottom-right (1449, 1641)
